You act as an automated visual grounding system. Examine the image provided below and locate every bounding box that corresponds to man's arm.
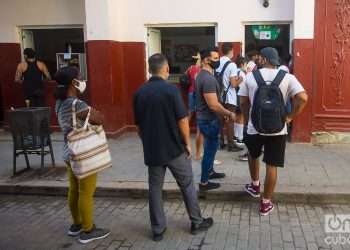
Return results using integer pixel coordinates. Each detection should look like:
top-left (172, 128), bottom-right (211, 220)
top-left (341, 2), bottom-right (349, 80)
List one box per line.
top-left (240, 96), bottom-right (250, 126)
top-left (39, 62), bottom-right (51, 80)
top-left (76, 108), bottom-right (105, 125)
top-left (286, 91), bottom-right (308, 123)
top-left (14, 64), bottom-right (24, 83)
top-left (178, 116), bottom-right (192, 158)
top-left (204, 93), bottom-right (235, 121)
top-left (229, 76), bottom-right (243, 88)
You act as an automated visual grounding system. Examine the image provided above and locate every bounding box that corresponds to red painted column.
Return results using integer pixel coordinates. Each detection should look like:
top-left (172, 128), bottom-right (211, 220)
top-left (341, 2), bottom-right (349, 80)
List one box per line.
top-left (122, 42), bottom-right (146, 125)
top-left (0, 43), bottom-right (22, 123)
top-left (85, 41), bottom-right (146, 135)
top-left (291, 39), bottom-right (314, 142)
top-left (85, 40), bottom-right (127, 135)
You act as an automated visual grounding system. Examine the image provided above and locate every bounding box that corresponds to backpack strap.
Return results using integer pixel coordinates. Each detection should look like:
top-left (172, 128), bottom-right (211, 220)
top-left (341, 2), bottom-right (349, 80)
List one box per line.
top-left (219, 61), bottom-right (232, 77)
top-left (252, 70), bottom-right (266, 87)
top-left (271, 70), bottom-right (287, 87)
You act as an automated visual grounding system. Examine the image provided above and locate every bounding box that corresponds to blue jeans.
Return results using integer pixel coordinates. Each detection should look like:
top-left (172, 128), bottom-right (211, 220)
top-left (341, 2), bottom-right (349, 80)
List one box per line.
top-left (197, 119), bottom-right (220, 183)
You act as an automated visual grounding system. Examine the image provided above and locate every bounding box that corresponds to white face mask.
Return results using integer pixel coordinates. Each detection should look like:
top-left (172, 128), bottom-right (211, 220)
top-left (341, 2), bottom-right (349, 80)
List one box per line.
top-left (74, 79), bottom-right (87, 94)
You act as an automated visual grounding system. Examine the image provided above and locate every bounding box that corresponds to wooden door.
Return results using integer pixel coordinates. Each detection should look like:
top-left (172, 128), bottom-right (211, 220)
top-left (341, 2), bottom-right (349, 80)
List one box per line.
top-left (313, 0), bottom-right (350, 131)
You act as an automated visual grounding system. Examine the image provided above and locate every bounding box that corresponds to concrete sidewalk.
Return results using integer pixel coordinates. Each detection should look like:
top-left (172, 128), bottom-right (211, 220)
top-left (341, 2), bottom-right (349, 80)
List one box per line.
top-left (1, 131), bottom-right (350, 203)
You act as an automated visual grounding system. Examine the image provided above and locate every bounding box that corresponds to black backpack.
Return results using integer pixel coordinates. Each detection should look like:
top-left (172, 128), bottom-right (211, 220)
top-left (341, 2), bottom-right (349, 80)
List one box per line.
top-left (215, 61), bottom-right (231, 103)
top-left (251, 70), bottom-right (287, 134)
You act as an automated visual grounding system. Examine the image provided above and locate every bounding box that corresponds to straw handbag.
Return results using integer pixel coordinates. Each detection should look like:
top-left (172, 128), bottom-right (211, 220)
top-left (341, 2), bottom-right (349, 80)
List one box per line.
top-left (67, 99), bottom-right (112, 179)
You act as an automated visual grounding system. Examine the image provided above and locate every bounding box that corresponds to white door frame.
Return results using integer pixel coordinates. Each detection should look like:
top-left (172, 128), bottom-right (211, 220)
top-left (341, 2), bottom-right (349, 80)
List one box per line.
top-left (17, 25), bottom-right (85, 60)
top-left (144, 23), bottom-right (218, 78)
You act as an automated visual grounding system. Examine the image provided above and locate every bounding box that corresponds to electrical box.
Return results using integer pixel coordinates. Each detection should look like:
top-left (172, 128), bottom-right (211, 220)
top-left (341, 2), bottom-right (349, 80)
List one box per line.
top-left (56, 53), bottom-right (87, 79)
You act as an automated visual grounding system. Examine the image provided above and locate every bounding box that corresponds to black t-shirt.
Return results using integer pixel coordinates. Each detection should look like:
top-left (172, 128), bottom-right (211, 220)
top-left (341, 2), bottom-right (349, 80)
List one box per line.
top-left (133, 76), bottom-right (188, 166)
top-left (195, 70), bottom-right (221, 121)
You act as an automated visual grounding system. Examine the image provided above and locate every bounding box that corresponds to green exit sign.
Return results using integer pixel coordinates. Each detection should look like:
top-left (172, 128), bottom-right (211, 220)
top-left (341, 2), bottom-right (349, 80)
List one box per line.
top-left (252, 25), bottom-right (281, 40)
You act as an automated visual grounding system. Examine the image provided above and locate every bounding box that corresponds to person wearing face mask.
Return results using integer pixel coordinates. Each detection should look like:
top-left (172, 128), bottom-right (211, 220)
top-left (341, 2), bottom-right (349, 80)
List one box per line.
top-left (54, 66), bottom-right (110, 244)
top-left (133, 53), bottom-right (214, 241)
top-left (195, 48), bottom-right (236, 191)
top-left (15, 48), bottom-right (51, 107)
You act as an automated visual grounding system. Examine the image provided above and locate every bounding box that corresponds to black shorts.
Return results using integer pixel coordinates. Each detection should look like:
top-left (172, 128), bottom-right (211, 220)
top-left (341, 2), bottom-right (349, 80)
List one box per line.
top-left (244, 133), bottom-right (287, 167)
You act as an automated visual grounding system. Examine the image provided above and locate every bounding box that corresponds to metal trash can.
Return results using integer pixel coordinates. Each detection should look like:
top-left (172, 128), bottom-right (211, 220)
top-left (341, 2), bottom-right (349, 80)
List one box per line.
top-left (8, 107), bottom-right (55, 176)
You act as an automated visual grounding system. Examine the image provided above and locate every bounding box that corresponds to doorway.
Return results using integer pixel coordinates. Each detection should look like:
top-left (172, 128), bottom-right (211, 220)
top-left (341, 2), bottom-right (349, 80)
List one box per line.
top-left (146, 26), bottom-right (216, 83)
top-left (20, 27), bottom-right (86, 79)
top-left (245, 24), bottom-right (290, 61)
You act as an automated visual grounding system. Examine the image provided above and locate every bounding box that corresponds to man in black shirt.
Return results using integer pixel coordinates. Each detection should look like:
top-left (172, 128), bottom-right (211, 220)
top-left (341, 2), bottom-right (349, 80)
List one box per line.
top-left (133, 53), bottom-right (213, 241)
top-left (15, 48), bottom-right (51, 107)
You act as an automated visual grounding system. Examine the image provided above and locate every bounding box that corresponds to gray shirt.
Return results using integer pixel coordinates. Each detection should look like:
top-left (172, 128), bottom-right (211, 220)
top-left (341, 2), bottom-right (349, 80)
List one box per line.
top-left (195, 69), bottom-right (220, 121)
top-left (55, 97), bottom-right (89, 162)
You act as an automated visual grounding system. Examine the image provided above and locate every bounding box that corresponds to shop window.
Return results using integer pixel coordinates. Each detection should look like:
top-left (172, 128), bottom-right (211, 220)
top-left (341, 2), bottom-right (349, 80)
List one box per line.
top-left (147, 26), bottom-right (215, 83)
top-left (20, 28), bottom-right (87, 79)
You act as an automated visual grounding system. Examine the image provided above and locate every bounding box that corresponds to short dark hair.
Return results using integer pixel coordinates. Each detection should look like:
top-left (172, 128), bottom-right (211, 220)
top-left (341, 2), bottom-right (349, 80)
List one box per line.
top-left (222, 43), bottom-right (233, 55)
top-left (200, 47), bottom-right (219, 61)
top-left (148, 53), bottom-right (168, 74)
top-left (246, 50), bottom-right (259, 60)
top-left (24, 48), bottom-right (36, 59)
top-left (235, 56), bottom-right (246, 68)
top-left (54, 66), bottom-right (80, 100)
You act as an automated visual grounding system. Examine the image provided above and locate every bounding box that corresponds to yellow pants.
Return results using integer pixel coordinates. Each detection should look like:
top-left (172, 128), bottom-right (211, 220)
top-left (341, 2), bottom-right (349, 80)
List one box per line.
top-left (67, 163), bottom-right (97, 232)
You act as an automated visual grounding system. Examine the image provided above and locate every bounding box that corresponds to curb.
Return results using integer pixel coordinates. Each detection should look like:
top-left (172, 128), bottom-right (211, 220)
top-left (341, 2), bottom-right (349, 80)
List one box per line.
top-left (1, 182), bottom-right (350, 204)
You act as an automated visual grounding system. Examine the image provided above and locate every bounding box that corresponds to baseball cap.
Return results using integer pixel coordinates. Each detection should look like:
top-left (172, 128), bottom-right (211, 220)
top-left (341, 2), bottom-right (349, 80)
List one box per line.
top-left (260, 47), bottom-right (280, 66)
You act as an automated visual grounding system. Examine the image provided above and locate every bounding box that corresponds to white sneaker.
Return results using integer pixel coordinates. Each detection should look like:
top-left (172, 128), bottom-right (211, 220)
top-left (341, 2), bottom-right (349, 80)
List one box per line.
top-left (214, 160), bottom-right (222, 165)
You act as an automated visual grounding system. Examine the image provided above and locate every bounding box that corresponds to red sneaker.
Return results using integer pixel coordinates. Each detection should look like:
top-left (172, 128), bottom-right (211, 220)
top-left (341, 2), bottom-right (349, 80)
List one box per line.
top-left (244, 182), bottom-right (260, 198)
top-left (260, 199), bottom-right (274, 216)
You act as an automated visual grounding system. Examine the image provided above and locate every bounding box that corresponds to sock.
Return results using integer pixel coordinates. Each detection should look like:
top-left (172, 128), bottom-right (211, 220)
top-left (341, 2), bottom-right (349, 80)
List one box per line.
top-left (252, 180), bottom-right (260, 186)
top-left (262, 198), bottom-right (271, 204)
top-left (234, 123), bottom-right (244, 141)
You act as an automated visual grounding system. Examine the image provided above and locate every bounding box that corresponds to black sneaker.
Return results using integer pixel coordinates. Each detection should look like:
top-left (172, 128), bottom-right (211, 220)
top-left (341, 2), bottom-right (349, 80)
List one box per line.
top-left (152, 227), bottom-right (167, 242)
top-left (67, 224), bottom-right (82, 236)
top-left (209, 171), bottom-right (226, 179)
top-left (199, 182), bottom-right (220, 191)
top-left (235, 139), bottom-right (245, 148)
top-left (219, 142), bottom-right (226, 150)
top-left (227, 144), bottom-right (244, 152)
top-left (237, 152), bottom-right (249, 162)
top-left (191, 217), bottom-right (214, 235)
top-left (78, 225), bottom-right (110, 244)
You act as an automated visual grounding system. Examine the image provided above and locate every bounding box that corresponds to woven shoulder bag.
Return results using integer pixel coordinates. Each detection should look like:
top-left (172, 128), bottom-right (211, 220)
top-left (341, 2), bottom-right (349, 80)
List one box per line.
top-left (67, 99), bottom-right (112, 179)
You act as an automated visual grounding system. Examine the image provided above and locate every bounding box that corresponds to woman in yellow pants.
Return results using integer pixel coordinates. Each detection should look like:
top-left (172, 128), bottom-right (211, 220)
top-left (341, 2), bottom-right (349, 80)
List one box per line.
top-left (54, 66), bottom-right (110, 244)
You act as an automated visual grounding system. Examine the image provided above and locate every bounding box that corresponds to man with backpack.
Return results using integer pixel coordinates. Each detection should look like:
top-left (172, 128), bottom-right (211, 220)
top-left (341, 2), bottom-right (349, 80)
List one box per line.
top-left (216, 43), bottom-right (243, 152)
top-left (239, 47), bottom-right (308, 216)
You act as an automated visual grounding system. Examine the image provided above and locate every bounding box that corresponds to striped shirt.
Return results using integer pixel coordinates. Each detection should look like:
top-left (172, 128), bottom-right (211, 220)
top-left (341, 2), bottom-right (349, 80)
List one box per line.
top-left (55, 97), bottom-right (89, 161)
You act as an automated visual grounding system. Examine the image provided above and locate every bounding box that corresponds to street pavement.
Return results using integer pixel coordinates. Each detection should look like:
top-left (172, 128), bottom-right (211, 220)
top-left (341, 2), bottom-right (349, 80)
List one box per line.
top-left (1, 132), bottom-right (350, 201)
top-left (0, 195), bottom-right (349, 250)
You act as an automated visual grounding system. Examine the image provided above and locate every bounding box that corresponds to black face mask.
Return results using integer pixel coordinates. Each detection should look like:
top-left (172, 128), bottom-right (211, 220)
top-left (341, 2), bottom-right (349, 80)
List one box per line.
top-left (209, 60), bottom-right (220, 70)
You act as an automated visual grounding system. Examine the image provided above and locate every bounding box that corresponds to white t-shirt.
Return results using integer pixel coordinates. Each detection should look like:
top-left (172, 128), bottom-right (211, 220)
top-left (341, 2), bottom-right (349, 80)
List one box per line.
top-left (237, 69), bottom-right (246, 87)
top-left (238, 68), bottom-right (305, 136)
top-left (216, 56), bottom-right (238, 105)
top-left (278, 65), bottom-right (290, 73)
top-left (246, 61), bottom-right (257, 73)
